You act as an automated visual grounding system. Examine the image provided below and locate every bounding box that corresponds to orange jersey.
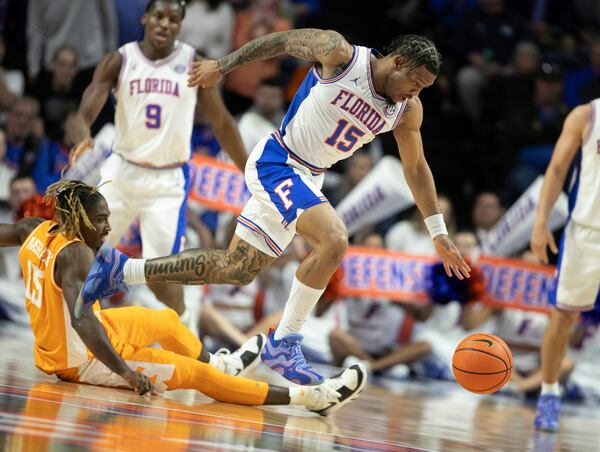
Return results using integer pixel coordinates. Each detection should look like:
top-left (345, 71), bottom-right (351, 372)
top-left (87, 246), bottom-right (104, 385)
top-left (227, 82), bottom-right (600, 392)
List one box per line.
top-left (18, 221), bottom-right (99, 375)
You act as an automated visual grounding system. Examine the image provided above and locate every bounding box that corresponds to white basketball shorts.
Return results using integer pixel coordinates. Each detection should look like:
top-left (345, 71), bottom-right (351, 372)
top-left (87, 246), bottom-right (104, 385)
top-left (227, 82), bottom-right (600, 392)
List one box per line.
top-left (99, 153), bottom-right (190, 258)
top-left (551, 220), bottom-right (600, 311)
top-left (235, 133), bottom-right (328, 257)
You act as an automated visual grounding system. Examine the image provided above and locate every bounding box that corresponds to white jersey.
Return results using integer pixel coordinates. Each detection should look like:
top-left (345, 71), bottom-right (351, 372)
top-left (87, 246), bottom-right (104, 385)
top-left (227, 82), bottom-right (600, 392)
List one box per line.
top-left (279, 46), bottom-right (407, 170)
top-left (113, 41), bottom-right (197, 166)
top-left (571, 98), bottom-right (600, 229)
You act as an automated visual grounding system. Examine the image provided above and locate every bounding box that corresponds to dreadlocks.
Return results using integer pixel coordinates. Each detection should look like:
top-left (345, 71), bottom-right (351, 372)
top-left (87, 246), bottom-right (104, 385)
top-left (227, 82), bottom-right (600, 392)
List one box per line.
top-left (44, 180), bottom-right (105, 241)
top-left (384, 34), bottom-right (442, 76)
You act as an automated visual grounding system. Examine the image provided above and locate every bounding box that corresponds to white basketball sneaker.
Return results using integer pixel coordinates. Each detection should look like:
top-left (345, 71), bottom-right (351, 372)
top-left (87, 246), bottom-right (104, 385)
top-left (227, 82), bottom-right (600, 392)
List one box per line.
top-left (213, 334), bottom-right (265, 377)
top-left (307, 363), bottom-right (368, 416)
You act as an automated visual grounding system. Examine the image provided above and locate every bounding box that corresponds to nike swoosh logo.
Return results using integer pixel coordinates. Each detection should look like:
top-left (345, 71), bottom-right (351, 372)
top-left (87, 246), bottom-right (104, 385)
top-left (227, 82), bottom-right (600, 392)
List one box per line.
top-left (471, 339), bottom-right (493, 347)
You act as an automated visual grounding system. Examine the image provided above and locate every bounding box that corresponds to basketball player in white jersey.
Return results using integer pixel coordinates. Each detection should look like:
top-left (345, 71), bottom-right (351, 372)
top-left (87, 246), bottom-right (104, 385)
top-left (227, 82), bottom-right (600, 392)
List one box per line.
top-left (531, 100), bottom-right (600, 432)
top-left (68, 0), bottom-right (247, 321)
top-left (81, 29), bottom-right (471, 385)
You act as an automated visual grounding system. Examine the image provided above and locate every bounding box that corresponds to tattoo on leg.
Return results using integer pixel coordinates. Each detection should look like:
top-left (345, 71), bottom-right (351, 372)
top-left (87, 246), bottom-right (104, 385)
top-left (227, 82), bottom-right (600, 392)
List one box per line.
top-left (144, 241), bottom-right (275, 285)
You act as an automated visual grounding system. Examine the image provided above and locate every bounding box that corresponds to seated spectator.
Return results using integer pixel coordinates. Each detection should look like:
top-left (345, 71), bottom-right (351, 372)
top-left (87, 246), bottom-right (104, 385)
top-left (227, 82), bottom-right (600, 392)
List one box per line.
top-left (238, 77), bottom-right (285, 153)
top-left (0, 36), bottom-right (23, 111)
top-left (29, 45), bottom-right (81, 142)
top-left (4, 97), bottom-right (44, 176)
top-left (27, 0), bottom-right (117, 88)
top-left (224, 0), bottom-right (291, 115)
top-left (0, 175), bottom-right (38, 324)
top-left (328, 233), bottom-right (432, 378)
top-left (386, 194), bottom-right (455, 255)
top-left (453, 0), bottom-right (530, 121)
top-left (0, 130), bottom-right (13, 202)
top-left (179, 0), bottom-right (235, 58)
top-left (0, 175), bottom-right (37, 223)
top-left (503, 63), bottom-right (568, 199)
top-left (471, 191), bottom-right (504, 244)
top-left (482, 41), bottom-right (540, 124)
top-left (563, 37), bottom-right (600, 108)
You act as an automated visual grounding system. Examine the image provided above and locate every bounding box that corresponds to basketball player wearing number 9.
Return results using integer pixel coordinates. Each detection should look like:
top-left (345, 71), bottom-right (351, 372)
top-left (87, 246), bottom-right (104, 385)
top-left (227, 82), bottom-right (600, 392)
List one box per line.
top-left (145, 104), bottom-right (161, 129)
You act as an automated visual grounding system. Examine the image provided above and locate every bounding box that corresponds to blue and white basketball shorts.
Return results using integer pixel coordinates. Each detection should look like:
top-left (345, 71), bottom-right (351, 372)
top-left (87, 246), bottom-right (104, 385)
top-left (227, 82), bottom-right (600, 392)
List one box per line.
top-left (99, 153), bottom-right (190, 258)
top-left (235, 133), bottom-right (328, 257)
top-left (550, 221), bottom-right (600, 311)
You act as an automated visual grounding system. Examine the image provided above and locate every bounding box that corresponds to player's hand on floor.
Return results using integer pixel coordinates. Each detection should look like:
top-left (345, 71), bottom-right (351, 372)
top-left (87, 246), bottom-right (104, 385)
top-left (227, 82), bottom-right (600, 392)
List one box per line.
top-left (530, 223), bottom-right (558, 264)
top-left (188, 59), bottom-right (222, 88)
top-left (122, 370), bottom-right (157, 396)
top-left (433, 235), bottom-right (471, 280)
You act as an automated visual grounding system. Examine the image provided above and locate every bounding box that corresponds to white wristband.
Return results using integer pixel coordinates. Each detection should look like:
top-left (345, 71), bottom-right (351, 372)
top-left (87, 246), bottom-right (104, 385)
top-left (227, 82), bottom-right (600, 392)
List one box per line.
top-left (424, 213), bottom-right (448, 240)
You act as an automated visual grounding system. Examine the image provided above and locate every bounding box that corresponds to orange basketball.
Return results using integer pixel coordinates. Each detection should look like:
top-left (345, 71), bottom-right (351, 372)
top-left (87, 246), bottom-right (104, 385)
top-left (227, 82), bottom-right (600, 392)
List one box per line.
top-left (452, 333), bottom-right (512, 394)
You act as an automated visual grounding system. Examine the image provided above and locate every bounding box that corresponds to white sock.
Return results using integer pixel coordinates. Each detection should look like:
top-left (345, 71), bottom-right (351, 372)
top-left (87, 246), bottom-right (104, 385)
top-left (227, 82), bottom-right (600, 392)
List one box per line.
top-left (274, 276), bottom-right (325, 340)
top-left (123, 258), bottom-right (147, 285)
top-left (289, 386), bottom-right (314, 406)
top-left (541, 382), bottom-right (560, 395)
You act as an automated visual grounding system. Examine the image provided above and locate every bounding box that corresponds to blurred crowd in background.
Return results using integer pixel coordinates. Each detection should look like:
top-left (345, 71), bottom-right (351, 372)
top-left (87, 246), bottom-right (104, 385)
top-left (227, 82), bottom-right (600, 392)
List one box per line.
top-left (1, 0), bottom-right (600, 400)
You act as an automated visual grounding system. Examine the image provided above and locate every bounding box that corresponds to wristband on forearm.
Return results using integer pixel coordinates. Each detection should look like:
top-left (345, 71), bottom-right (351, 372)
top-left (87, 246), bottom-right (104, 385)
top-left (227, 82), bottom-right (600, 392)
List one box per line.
top-left (424, 213), bottom-right (448, 240)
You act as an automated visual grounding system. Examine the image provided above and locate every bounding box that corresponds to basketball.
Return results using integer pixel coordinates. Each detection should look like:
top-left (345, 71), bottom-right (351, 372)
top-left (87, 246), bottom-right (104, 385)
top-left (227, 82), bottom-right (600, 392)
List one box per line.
top-left (452, 333), bottom-right (513, 394)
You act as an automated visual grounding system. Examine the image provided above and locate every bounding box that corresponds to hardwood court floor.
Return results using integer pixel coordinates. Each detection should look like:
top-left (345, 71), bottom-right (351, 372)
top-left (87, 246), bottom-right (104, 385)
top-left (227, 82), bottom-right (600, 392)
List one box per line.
top-left (0, 323), bottom-right (599, 452)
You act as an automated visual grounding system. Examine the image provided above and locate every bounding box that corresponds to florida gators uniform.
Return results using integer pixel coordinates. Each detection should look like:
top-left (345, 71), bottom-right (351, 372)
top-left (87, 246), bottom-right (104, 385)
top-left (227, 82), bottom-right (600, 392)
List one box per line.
top-left (236, 46), bottom-right (408, 257)
top-left (551, 98), bottom-right (600, 311)
top-left (100, 41), bottom-right (197, 258)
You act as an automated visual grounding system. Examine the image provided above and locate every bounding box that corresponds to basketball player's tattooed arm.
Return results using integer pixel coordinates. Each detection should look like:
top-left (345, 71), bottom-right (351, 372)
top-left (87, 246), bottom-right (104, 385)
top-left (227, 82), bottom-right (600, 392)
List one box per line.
top-left (196, 55), bottom-right (247, 170)
top-left (66, 51), bottom-right (122, 148)
top-left (532, 104), bottom-right (590, 263)
top-left (62, 243), bottom-right (155, 395)
top-left (394, 98), bottom-right (470, 280)
top-left (188, 29), bottom-right (353, 87)
top-left (144, 237), bottom-right (276, 285)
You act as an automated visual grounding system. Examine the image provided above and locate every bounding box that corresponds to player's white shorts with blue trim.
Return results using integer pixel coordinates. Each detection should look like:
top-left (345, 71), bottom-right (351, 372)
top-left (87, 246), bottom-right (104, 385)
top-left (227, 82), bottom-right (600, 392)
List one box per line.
top-left (235, 132), bottom-right (328, 257)
top-left (550, 221), bottom-right (600, 311)
top-left (99, 153), bottom-right (190, 257)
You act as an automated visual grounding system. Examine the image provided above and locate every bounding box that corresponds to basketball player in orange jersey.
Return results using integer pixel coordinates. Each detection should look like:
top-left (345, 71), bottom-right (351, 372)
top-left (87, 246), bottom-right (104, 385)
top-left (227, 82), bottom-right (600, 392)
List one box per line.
top-left (67, 0), bottom-right (248, 323)
top-left (531, 100), bottom-right (600, 432)
top-left (0, 179), bottom-right (365, 415)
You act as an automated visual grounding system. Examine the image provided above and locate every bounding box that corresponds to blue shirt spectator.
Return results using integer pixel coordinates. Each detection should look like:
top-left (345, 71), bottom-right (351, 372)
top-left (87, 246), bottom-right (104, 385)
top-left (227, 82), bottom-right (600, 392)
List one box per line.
top-left (113, 0), bottom-right (146, 46)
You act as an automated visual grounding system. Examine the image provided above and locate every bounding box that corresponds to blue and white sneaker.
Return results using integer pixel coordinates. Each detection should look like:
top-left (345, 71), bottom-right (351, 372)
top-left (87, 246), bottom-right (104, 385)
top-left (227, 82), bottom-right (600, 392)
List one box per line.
top-left (534, 394), bottom-right (560, 433)
top-left (261, 330), bottom-right (324, 385)
top-left (81, 245), bottom-right (129, 303)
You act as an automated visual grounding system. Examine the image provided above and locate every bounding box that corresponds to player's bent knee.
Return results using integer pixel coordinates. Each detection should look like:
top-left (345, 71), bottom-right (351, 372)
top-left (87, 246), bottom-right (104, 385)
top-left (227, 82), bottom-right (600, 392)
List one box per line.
top-left (320, 230), bottom-right (349, 262)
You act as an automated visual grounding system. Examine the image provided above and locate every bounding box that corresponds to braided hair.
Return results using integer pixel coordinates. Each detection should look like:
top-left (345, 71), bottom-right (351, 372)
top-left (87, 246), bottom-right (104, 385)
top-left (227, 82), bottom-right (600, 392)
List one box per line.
top-left (44, 180), bottom-right (105, 241)
top-left (145, 0), bottom-right (186, 19)
top-left (384, 34), bottom-right (442, 75)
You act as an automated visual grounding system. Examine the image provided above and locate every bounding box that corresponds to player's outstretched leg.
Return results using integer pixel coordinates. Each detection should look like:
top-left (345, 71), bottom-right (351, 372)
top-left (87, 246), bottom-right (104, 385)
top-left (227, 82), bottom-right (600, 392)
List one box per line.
top-left (262, 203), bottom-right (349, 385)
top-left (81, 237), bottom-right (276, 302)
